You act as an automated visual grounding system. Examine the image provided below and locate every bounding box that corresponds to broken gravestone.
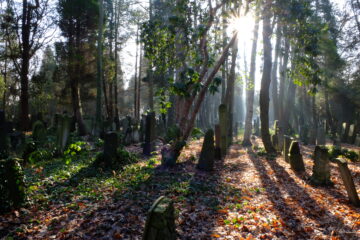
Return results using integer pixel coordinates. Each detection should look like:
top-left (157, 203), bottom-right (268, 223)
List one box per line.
top-left (283, 135), bottom-right (292, 163)
top-left (288, 141), bottom-right (305, 172)
top-left (215, 124), bottom-right (221, 160)
top-left (219, 104), bottom-right (228, 157)
top-left (332, 158), bottom-right (360, 207)
top-left (197, 129), bottom-right (215, 171)
top-left (142, 196), bottom-right (176, 240)
top-left (0, 158), bottom-right (26, 213)
top-left (310, 146), bottom-right (332, 186)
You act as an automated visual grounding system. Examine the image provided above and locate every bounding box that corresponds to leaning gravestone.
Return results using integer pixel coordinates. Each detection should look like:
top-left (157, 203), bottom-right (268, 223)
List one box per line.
top-left (142, 196), bottom-right (176, 240)
top-left (283, 135), bottom-right (292, 163)
top-left (332, 158), bottom-right (360, 207)
top-left (215, 124), bottom-right (221, 160)
top-left (355, 134), bottom-right (360, 147)
top-left (271, 134), bottom-right (279, 152)
top-left (103, 132), bottom-right (118, 166)
top-left (288, 141), bottom-right (305, 172)
top-left (32, 120), bottom-right (46, 146)
top-left (56, 114), bottom-right (72, 154)
top-left (143, 112), bottom-right (156, 156)
top-left (219, 104), bottom-right (228, 157)
top-left (0, 158), bottom-right (26, 213)
top-left (197, 129), bottom-right (215, 171)
top-left (310, 146), bottom-right (332, 186)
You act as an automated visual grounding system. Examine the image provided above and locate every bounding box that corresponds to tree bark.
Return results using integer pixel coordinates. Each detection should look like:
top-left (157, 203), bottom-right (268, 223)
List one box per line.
top-left (260, 0), bottom-right (276, 153)
top-left (271, 23), bottom-right (281, 121)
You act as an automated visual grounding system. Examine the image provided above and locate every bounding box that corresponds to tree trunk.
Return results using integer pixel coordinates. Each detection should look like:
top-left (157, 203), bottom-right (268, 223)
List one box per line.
top-left (242, 8), bottom-right (260, 146)
top-left (260, 0), bottom-right (276, 153)
top-left (20, 0), bottom-right (31, 130)
top-left (271, 23), bottom-right (281, 121)
top-left (95, 0), bottom-right (104, 134)
top-left (225, 38), bottom-right (238, 145)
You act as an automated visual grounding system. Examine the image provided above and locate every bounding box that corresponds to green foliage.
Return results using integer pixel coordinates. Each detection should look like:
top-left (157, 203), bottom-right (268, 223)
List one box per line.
top-left (191, 127), bottom-right (204, 139)
top-left (63, 141), bottom-right (89, 165)
top-left (327, 146), bottom-right (359, 162)
top-left (165, 125), bottom-right (181, 143)
top-left (29, 149), bottom-right (54, 164)
top-left (116, 146), bottom-right (138, 165)
top-left (0, 158), bottom-right (26, 213)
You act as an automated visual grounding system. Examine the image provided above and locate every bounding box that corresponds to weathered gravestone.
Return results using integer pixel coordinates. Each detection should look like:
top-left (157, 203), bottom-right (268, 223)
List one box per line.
top-left (197, 129), bottom-right (215, 171)
top-left (283, 135), bottom-right (292, 163)
top-left (331, 158), bottom-right (360, 206)
top-left (355, 134), bottom-right (360, 146)
top-left (342, 122), bottom-right (350, 143)
top-left (0, 158), bottom-right (26, 213)
top-left (215, 124), bottom-right (221, 160)
top-left (219, 104), bottom-right (228, 157)
top-left (143, 112), bottom-right (156, 156)
top-left (310, 146), bottom-right (332, 186)
top-left (347, 124), bottom-right (356, 144)
top-left (103, 132), bottom-right (118, 166)
top-left (56, 114), bottom-right (72, 154)
top-left (142, 196), bottom-right (176, 240)
top-left (288, 141), bottom-right (305, 172)
top-left (32, 120), bottom-right (46, 146)
top-left (253, 117), bottom-right (260, 136)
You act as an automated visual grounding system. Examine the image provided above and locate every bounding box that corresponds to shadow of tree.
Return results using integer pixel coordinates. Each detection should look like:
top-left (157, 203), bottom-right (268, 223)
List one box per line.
top-left (263, 153), bottom-right (357, 238)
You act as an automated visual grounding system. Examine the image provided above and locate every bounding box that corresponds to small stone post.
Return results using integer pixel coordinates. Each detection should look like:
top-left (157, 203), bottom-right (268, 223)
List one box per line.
top-left (142, 196), bottom-right (176, 240)
top-left (288, 141), bottom-right (305, 172)
top-left (197, 129), bottom-right (215, 171)
top-left (333, 158), bottom-right (360, 207)
top-left (310, 146), bottom-right (332, 186)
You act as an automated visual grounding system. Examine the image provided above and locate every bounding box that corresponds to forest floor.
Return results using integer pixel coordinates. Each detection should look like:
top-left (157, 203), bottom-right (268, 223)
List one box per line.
top-left (1, 137), bottom-right (360, 240)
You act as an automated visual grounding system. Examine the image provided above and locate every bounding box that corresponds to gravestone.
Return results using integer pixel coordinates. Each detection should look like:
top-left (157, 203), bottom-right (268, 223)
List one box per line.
top-left (0, 158), bottom-right (26, 213)
top-left (310, 146), bottom-right (332, 186)
top-left (283, 135), bottom-right (292, 163)
top-left (233, 122), bottom-right (238, 141)
top-left (348, 124), bottom-right (356, 144)
top-left (254, 117), bottom-right (260, 136)
top-left (9, 131), bottom-right (25, 151)
top-left (32, 120), bottom-right (46, 146)
top-left (197, 129), bottom-right (215, 171)
top-left (140, 114), bottom-right (146, 142)
top-left (142, 196), bottom-right (176, 240)
top-left (219, 104), bottom-right (228, 157)
top-left (215, 124), bottom-right (221, 160)
top-left (0, 110), bottom-right (9, 158)
top-left (271, 134), bottom-right (279, 152)
top-left (288, 141), bottom-right (305, 172)
top-left (355, 134), bottom-right (360, 146)
top-left (332, 158), bottom-right (360, 207)
top-left (143, 112), bottom-right (156, 156)
top-left (104, 132), bottom-right (118, 166)
top-left (342, 122), bottom-right (349, 143)
top-left (56, 114), bottom-right (72, 154)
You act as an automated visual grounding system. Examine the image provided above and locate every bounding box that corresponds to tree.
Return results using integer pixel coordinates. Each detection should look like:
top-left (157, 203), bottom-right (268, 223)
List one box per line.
top-left (3, 0), bottom-right (54, 130)
top-left (259, 0), bottom-right (276, 153)
top-left (58, 0), bottom-right (99, 135)
top-left (242, 6), bottom-right (260, 146)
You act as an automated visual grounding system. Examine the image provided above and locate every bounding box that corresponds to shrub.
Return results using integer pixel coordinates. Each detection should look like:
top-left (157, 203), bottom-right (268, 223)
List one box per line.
top-left (0, 158), bottom-right (26, 213)
top-left (29, 149), bottom-right (54, 164)
top-left (191, 127), bottom-right (204, 139)
top-left (63, 141), bottom-right (90, 164)
top-left (327, 146), bottom-right (359, 162)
